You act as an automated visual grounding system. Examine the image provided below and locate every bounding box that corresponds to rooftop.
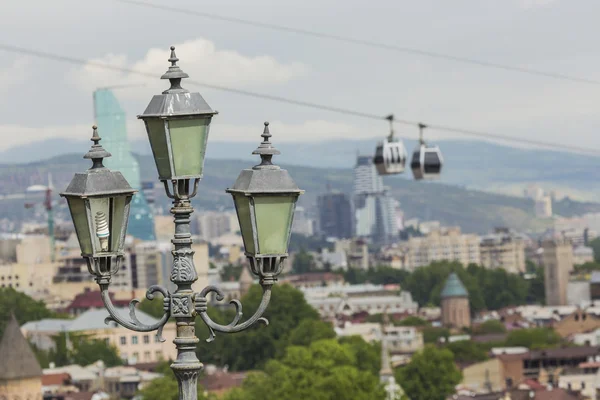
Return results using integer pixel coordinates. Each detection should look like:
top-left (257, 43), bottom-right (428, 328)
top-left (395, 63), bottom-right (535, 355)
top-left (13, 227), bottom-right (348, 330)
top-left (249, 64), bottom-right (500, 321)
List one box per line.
top-left (440, 272), bottom-right (469, 299)
top-left (0, 314), bottom-right (42, 380)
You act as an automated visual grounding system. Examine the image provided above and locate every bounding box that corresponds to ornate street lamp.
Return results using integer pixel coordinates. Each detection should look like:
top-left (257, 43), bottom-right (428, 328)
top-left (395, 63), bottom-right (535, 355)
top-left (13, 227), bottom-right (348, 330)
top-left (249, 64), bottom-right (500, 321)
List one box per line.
top-left (62, 47), bottom-right (303, 400)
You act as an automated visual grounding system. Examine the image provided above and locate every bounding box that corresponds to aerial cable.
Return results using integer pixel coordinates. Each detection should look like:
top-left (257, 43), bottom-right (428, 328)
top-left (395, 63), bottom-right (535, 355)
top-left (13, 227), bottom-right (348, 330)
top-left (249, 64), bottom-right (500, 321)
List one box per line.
top-left (0, 43), bottom-right (598, 155)
top-left (117, 0), bottom-right (600, 86)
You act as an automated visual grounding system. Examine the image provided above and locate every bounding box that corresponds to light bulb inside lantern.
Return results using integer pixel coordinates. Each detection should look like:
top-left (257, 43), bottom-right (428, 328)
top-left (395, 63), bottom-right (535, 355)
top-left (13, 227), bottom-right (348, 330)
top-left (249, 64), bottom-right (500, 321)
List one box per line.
top-left (95, 211), bottom-right (110, 251)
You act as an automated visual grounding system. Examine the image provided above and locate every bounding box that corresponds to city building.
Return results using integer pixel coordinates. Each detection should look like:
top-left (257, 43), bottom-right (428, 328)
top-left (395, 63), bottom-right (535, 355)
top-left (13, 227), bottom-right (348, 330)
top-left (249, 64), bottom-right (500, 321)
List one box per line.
top-left (196, 211), bottom-right (237, 242)
top-left (292, 206), bottom-right (315, 237)
top-left (353, 156), bottom-right (398, 243)
top-left (385, 325), bottom-right (424, 354)
top-left (66, 288), bottom-right (130, 316)
top-left (306, 291), bottom-right (418, 320)
top-left (553, 309), bottom-right (600, 338)
top-left (335, 238), bottom-right (369, 270)
top-left (317, 191), bottom-right (353, 239)
top-left (543, 238), bottom-right (574, 306)
top-left (441, 273), bottom-right (471, 329)
top-left (401, 227), bottom-right (480, 270)
top-left (479, 228), bottom-right (526, 273)
top-left (22, 308), bottom-right (177, 364)
top-left (282, 272), bottom-right (345, 290)
top-left (0, 314), bottom-right (43, 398)
top-left (573, 246), bottom-right (594, 265)
top-left (534, 196), bottom-right (553, 218)
top-left (94, 88), bottom-right (155, 241)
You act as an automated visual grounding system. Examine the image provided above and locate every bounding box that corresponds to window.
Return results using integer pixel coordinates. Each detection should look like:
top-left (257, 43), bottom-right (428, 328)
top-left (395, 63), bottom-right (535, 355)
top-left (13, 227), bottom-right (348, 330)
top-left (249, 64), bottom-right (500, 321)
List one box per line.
top-left (144, 351), bottom-right (151, 361)
top-left (120, 336), bottom-right (127, 345)
top-left (143, 335), bottom-right (150, 344)
top-left (132, 336), bottom-right (138, 345)
top-left (156, 350), bottom-right (163, 360)
top-left (154, 335), bottom-right (160, 343)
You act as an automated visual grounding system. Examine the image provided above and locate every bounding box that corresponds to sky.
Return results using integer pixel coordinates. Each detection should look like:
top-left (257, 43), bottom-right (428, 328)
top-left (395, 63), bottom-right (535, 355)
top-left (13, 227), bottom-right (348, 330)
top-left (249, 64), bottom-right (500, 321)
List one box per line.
top-left (0, 0), bottom-right (599, 153)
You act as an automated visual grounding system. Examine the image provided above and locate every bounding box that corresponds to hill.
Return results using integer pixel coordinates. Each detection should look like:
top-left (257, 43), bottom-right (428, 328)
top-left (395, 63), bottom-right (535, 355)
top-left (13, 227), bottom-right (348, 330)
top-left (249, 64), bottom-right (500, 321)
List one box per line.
top-left (2, 137), bottom-right (599, 201)
top-left (2, 153), bottom-right (599, 235)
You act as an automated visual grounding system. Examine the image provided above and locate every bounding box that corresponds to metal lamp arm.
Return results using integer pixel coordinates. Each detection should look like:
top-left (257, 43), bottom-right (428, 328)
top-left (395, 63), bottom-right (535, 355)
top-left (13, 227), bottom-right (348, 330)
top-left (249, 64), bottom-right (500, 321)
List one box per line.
top-left (194, 284), bottom-right (272, 342)
top-left (99, 283), bottom-right (171, 342)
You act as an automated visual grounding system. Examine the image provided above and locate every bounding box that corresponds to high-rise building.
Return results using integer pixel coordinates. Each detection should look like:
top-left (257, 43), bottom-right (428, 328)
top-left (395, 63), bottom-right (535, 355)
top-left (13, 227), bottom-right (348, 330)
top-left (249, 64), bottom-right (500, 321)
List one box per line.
top-left (94, 89), bottom-right (156, 241)
top-left (441, 272), bottom-right (471, 329)
top-left (353, 156), bottom-right (398, 243)
top-left (292, 206), bottom-right (315, 237)
top-left (317, 192), bottom-right (353, 239)
top-left (543, 237), bottom-right (574, 306)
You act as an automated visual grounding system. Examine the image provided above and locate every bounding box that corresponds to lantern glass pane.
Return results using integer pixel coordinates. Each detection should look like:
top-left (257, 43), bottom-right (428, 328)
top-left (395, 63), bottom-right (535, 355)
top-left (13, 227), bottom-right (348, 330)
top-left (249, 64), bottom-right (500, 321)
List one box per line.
top-left (89, 197), bottom-right (111, 254)
top-left (67, 197), bottom-right (92, 255)
top-left (110, 195), bottom-right (131, 252)
top-left (145, 119), bottom-right (172, 180)
top-left (233, 194), bottom-right (255, 255)
top-left (254, 195), bottom-right (295, 255)
top-left (168, 118), bottom-right (210, 177)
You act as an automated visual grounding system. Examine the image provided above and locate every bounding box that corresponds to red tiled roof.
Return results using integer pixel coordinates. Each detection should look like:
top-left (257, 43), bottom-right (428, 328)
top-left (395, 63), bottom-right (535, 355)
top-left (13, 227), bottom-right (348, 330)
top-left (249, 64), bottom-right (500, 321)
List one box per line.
top-left (66, 290), bottom-right (129, 311)
top-left (42, 372), bottom-right (71, 386)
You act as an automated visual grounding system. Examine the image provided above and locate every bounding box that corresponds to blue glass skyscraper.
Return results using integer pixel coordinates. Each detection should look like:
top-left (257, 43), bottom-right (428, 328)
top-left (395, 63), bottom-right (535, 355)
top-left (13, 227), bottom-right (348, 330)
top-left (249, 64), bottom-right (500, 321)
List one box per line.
top-left (93, 89), bottom-right (156, 241)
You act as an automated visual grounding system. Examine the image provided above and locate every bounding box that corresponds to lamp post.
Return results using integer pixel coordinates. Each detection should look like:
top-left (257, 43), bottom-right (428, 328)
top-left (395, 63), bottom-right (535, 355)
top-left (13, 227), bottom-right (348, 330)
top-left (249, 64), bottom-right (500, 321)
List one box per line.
top-left (61, 46), bottom-right (303, 400)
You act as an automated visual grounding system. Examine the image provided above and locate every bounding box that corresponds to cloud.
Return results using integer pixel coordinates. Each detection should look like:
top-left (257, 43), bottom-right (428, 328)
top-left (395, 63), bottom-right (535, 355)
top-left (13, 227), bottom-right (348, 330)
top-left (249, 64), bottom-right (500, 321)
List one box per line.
top-left (71, 38), bottom-right (308, 97)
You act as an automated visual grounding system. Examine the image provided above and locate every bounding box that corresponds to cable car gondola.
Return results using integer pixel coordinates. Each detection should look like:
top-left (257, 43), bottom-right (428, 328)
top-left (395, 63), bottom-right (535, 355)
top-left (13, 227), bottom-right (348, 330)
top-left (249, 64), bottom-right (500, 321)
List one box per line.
top-left (374, 114), bottom-right (407, 175)
top-left (411, 123), bottom-right (443, 180)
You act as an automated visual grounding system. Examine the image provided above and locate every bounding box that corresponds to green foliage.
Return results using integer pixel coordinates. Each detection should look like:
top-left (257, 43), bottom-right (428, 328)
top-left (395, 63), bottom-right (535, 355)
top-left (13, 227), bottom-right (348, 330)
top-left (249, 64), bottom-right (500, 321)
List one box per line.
top-left (292, 249), bottom-right (317, 274)
top-left (397, 316), bottom-right (429, 327)
top-left (338, 335), bottom-right (381, 376)
top-left (396, 345), bottom-right (462, 400)
top-left (473, 320), bottom-right (507, 335)
top-left (225, 339), bottom-right (385, 400)
top-left (138, 375), bottom-right (213, 400)
top-left (422, 327), bottom-right (450, 344)
top-left (0, 287), bottom-right (58, 337)
top-left (444, 340), bottom-right (489, 364)
top-left (574, 262), bottom-right (600, 272)
top-left (590, 237), bottom-right (600, 262)
top-left (138, 294), bottom-right (166, 319)
top-left (220, 264), bottom-right (243, 281)
top-left (71, 338), bottom-right (123, 367)
top-left (195, 284), bottom-right (321, 371)
top-left (343, 266), bottom-right (409, 286)
top-left (504, 328), bottom-right (562, 349)
top-left (277, 319), bottom-right (336, 354)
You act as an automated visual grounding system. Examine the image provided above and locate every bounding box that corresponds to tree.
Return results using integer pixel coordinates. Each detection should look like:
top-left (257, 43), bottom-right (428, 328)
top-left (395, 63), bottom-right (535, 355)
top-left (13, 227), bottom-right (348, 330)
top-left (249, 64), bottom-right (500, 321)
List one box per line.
top-left (422, 327), bottom-right (450, 344)
top-left (338, 335), bottom-right (381, 376)
top-left (397, 316), bottom-right (429, 327)
top-left (277, 319), bottom-right (336, 354)
top-left (138, 294), bottom-right (167, 319)
top-left (396, 345), bottom-right (462, 400)
top-left (195, 284), bottom-right (321, 370)
top-left (291, 249), bottom-right (317, 274)
top-left (473, 320), bottom-right (507, 335)
top-left (225, 339), bottom-right (385, 400)
top-left (0, 287), bottom-right (57, 337)
top-left (590, 237), bottom-right (600, 262)
top-left (504, 328), bottom-right (562, 349)
top-left (71, 338), bottom-right (123, 367)
top-left (444, 340), bottom-right (489, 364)
top-left (138, 375), bottom-right (213, 400)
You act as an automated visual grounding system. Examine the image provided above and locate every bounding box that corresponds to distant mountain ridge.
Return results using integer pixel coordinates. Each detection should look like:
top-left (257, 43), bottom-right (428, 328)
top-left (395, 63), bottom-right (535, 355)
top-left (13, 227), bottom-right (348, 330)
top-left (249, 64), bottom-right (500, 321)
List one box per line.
top-left (2, 152), bottom-right (600, 235)
top-left (1, 137), bottom-right (598, 201)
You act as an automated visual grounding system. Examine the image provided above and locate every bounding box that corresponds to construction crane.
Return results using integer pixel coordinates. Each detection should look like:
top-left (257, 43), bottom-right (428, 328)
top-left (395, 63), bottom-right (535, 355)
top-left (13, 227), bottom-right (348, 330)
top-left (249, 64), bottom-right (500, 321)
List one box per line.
top-left (24, 173), bottom-right (55, 262)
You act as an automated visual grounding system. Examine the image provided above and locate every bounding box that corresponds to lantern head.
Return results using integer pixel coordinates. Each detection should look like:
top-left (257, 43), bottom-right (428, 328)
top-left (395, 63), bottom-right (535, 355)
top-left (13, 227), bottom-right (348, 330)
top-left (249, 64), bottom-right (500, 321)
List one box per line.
top-left (60, 126), bottom-right (136, 282)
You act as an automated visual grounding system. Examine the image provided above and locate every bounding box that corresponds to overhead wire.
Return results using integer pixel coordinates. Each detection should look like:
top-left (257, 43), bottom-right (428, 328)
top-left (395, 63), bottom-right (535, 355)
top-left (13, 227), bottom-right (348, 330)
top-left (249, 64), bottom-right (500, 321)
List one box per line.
top-left (0, 43), bottom-right (598, 155)
top-left (117, 0), bottom-right (600, 86)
